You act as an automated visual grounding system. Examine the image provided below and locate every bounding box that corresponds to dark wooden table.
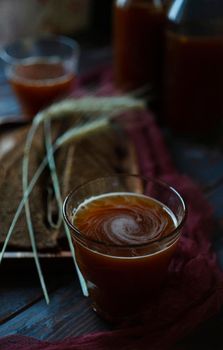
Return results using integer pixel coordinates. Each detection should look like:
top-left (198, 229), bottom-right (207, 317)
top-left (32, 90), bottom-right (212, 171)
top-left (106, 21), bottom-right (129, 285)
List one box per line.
top-left (1, 48), bottom-right (223, 349)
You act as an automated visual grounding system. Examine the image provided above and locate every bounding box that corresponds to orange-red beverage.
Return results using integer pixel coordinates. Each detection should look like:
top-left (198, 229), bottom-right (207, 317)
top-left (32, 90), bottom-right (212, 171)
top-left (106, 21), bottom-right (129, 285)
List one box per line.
top-left (164, 32), bottom-right (223, 134)
top-left (113, 0), bottom-right (165, 92)
top-left (8, 59), bottom-right (76, 118)
top-left (1, 36), bottom-right (79, 119)
top-left (163, 0), bottom-right (223, 135)
top-left (63, 175), bottom-right (186, 323)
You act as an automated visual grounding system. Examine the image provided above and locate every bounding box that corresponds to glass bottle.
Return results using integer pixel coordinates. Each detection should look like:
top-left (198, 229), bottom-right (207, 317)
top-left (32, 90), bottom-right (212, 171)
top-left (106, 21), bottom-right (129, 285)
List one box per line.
top-left (164, 0), bottom-right (223, 135)
top-left (113, 0), bottom-right (165, 94)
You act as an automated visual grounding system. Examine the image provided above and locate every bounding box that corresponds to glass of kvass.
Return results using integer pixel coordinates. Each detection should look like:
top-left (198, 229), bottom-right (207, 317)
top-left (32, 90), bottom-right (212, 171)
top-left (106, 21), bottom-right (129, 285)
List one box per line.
top-left (63, 174), bottom-right (186, 324)
top-left (0, 35), bottom-right (79, 120)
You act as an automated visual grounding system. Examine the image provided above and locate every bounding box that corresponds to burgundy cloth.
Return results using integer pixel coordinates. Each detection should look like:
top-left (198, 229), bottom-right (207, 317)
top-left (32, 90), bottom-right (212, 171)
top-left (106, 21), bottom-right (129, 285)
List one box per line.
top-left (1, 70), bottom-right (223, 349)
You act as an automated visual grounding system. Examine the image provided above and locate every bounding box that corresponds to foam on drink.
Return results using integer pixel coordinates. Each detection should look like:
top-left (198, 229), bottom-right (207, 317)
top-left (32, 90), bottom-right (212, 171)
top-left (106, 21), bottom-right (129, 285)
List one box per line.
top-left (73, 192), bottom-right (177, 247)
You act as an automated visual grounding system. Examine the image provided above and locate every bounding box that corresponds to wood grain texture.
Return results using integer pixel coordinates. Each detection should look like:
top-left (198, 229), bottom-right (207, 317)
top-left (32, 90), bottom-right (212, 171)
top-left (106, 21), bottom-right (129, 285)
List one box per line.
top-left (0, 279), bottom-right (110, 340)
top-left (0, 259), bottom-right (74, 325)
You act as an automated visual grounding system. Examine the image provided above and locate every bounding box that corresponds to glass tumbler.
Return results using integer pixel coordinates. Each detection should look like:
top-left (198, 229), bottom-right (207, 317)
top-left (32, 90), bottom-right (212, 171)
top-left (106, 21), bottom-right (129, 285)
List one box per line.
top-left (0, 35), bottom-right (79, 119)
top-left (63, 174), bottom-right (186, 323)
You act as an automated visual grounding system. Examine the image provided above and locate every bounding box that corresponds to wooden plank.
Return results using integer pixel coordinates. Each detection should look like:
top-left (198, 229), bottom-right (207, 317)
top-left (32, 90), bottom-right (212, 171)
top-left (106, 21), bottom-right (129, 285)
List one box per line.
top-left (169, 139), bottom-right (223, 190)
top-left (0, 279), bottom-right (110, 340)
top-left (0, 258), bottom-right (75, 325)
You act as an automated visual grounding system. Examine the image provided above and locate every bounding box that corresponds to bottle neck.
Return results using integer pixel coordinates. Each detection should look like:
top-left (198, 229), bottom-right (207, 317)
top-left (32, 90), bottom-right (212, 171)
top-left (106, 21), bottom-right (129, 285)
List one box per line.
top-left (167, 0), bottom-right (223, 36)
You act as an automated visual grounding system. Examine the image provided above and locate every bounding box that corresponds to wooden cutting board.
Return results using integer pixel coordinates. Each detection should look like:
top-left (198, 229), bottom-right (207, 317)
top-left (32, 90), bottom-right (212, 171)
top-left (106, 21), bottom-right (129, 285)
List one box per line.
top-left (0, 122), bottom-right (139, 251)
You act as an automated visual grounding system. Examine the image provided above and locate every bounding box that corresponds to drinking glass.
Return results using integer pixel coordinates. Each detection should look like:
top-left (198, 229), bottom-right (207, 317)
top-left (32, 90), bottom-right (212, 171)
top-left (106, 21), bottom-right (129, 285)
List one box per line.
top-left (63, 174), bottom-right (186, 323)
top-left (0, 35), bottom-right (79, 119)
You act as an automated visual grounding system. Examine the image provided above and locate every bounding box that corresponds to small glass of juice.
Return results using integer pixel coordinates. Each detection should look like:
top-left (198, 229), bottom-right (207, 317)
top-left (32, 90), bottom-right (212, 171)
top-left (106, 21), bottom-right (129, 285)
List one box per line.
top-left (0, 35), bottom-right (79, 120)
top-left (63, 174), bottom-right (186, 324)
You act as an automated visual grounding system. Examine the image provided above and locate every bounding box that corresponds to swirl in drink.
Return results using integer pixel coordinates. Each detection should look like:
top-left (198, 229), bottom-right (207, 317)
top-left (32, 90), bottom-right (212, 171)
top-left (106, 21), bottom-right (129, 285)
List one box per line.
top-left (74, 193), bottom-right (176, 248)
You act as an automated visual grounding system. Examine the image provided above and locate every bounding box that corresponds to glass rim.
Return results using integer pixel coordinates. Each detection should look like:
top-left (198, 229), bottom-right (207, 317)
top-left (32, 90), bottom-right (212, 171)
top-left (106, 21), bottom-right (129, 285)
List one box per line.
top-left (63, 174), bottom-right (187, 249)
top-left (0, 34), bottom-right (80, 65)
